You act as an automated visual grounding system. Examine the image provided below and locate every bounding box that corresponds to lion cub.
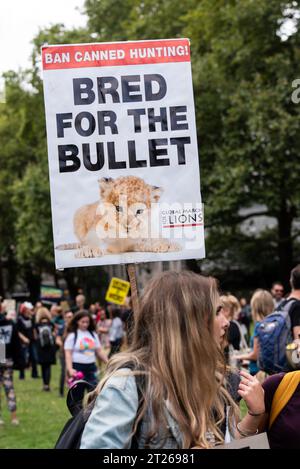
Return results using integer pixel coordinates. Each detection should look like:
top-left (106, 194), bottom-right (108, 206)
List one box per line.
top-left (57, 176), bottom-right (181, 258)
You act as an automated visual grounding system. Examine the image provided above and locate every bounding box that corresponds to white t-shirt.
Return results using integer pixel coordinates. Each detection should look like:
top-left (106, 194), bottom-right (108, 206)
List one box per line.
top-left (109, 317), bottom-right (124, 342)
top-left (64, 329), bottom-right (101, 364)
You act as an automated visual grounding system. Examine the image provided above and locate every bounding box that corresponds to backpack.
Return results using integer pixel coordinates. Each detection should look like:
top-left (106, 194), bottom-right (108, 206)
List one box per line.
top-left (54, 365), bottom-right (145, 449)
top-left (257, 299), bottom-right (296, 374)
top-left (39, 325), bottom-right (54, 348)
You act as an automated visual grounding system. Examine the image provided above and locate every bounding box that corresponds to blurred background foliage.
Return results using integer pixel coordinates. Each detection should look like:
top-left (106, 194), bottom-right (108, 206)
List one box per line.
top-left (1, 0), bottom-right (300, 300)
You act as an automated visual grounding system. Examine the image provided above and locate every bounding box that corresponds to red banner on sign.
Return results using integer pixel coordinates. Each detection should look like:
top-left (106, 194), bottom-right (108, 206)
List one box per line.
top-left (42, 39), bottom-right (190, 70)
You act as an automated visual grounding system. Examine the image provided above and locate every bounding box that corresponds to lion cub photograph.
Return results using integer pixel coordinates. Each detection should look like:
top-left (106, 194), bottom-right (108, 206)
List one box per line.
top-left (57, 176), bottom-right (181, 258)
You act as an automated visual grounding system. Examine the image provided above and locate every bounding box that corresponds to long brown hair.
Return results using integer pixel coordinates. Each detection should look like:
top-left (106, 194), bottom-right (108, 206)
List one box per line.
top-left (67, 311), bottom-right (96, 334)
top-left (87, 270), bottom-right (238, 448)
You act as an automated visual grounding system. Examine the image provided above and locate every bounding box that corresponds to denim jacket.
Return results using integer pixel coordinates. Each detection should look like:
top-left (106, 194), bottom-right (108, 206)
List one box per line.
top-left (80, 368), bottom-right (239, 449)
top-left (80, 368), bottom-right (183, 449)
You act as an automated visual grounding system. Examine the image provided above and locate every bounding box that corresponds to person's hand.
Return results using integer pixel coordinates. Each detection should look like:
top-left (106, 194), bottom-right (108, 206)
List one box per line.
top-left (238, 370), bottom-right (265, 415)
top-left (23, 337), bottom-right (30, 345)
top-left (234, 354), bottom-right (243, 360)
top-left (68, 368), bottom-right (77, 378)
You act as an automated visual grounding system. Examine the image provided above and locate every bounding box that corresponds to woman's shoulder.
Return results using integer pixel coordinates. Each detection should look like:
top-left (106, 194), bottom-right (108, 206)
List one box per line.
top-left (64, 331), bottom-right (75, 344)
top-left (262, 372), bottom-right (286, 414)
top-left (102, 368), bottom-right (138, 394)
top-left (262, 372), bottom-right (285, 393)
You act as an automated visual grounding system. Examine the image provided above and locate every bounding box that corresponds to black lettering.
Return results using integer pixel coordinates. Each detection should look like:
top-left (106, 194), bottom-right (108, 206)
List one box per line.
top-left (97, 77), bottom-right (120, 103)
top-left (56, 113), bottom-right (72, 138)
top-left (145, 74), bottom-right (167, 101)
top-left (121, 75), bottom-right (142, 102)
top-left (170, 137), bottom-right (191, 164)
top-left (97, 111), bottom-right (118, 135)
top-left (73, 78), bottom-right (95, 105)
top-left (170, 106), bottom-right (188, 130)
top-left (128, 141), bottom-right (147, 168)
top-left (107, 142), bottom-right (126, 169)
top-left (127, 109), bottom-right (146, 133)
top-left (58, 145), bottom-right (81, 173)
top-left (75, 112), bottom-right (96, 137)
top-left (83, 142), bottom-right (105, 171)
top-left (148, 108), bottom-right (168, 132)
top-left (149, 139), bottom-right (169, 167)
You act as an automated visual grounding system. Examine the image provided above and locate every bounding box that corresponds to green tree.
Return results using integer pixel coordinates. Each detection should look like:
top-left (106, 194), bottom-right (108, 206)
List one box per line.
top-left (2, 0), bottom-right (300, 295)
top-left (184, 0), bottom-right (300, 285)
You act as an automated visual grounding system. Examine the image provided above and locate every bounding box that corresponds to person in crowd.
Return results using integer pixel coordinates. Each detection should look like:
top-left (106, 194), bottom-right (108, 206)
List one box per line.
top-left (286, 265), bottom-right (300, 340)
top-left (0, 302), bottom-right (23, 425)
top-left (64, 311), bottom-right (108, 396)
top-left (95, 304), bottom-right (103, 324)
top-left (52, 306), bottom-right (64, 330)
top-left (50, 304), bottom-right (59, 321)
top-left (62, 289), bottom-right (71, 309)
top-left (108, 307), bottom-right (124, 358)
top-left (56, 310), bottom-right (74, 397)
top-left (80, 271), bottom-right (265, 449)
top-left (34, 302), bottom-right (43, 313)
top-left (238, 297), bottom-right (252, 339)
top-left (235, 290), bottom-right (274, 375)
top-left (220, 295), bottom-right (243, 351)
top-left (271, 282), bottom-right (284, 309)
top-left (17, 302), bottom-right (39, 379)
top-left (256, 370), bottom-right (300, 449)
top-left (34, 307), bottom-right (57, 391)
top-left (220, 295), bottom-right (248, 368)
top-left (72, 294), bottom-right (87, 314)
top-left (89, 304), bottom-right (98, 323)
top-left (96, 308), bottom-right (111, 349)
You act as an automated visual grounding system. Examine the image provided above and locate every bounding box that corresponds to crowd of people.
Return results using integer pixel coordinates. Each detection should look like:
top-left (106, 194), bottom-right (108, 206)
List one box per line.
top-left (1, 265), bottom-right (300, 449)
top-left (0, 294), bottom-right (130, 425)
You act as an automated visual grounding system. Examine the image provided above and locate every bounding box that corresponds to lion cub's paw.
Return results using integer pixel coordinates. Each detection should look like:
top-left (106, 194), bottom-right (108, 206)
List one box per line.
top-left (167, 242), bottom-right (182, 252)
top-left (150, 240), bottom-right (181, 253)
top-left (75, 246), bottom-right (103, 258)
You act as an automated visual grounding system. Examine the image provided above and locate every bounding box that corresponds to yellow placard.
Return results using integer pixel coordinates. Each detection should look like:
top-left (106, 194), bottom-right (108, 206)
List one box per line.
top-left (105, 277), bottom-right (130, 305)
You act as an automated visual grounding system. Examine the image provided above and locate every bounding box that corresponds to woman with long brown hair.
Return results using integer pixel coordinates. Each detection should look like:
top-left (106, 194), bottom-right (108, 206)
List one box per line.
top-left (64, 311), bottom-right (108, 392)
top-left (80, 271), bottom-right (264, 449)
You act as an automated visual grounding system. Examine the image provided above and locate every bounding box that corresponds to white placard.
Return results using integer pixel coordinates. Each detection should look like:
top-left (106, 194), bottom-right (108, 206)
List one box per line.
top-left (42, 39), bottom-right (205, 268)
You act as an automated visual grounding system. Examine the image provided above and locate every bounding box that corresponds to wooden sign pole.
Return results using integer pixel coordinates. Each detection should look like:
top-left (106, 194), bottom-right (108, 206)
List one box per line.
top-left (126, 263), bottom-right (139, 316)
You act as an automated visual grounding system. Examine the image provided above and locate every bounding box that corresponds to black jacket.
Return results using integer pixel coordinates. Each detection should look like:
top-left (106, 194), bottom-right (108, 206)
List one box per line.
top-left (0, 314), bottom-right (25, 369)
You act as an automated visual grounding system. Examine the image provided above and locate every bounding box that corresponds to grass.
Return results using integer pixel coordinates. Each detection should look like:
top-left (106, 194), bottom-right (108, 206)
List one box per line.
top-left (0, 363), bottom-right (69, 448)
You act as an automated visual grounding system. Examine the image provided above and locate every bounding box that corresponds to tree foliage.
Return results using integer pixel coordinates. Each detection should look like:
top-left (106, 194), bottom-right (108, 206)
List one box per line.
top-left (1, 0), bottom-right (300, 295)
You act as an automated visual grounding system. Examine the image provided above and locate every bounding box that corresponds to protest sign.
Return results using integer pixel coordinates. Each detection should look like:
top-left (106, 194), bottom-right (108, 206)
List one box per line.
top-left (105, 277), bottom-right (130, 305)
top-left (42, 39), bottom-right (205, 269)
top-left (40, 285), bottom-right (63, 301)
top-left (2, 299), bottom-right (16, 314)
top-left (214, 433), bottom-right (270, 449)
